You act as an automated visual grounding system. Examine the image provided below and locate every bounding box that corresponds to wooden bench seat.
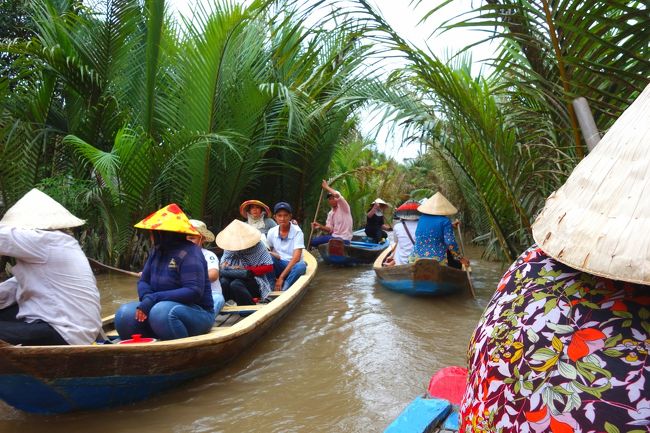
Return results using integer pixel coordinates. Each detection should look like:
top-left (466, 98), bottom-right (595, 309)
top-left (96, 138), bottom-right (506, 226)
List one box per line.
top-left (220, 305), bottom-right (265, 313)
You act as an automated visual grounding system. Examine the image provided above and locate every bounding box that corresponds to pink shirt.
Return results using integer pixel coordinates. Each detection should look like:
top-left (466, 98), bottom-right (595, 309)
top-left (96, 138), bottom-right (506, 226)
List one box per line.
top-left (325, 192), bottom-right (353, 240)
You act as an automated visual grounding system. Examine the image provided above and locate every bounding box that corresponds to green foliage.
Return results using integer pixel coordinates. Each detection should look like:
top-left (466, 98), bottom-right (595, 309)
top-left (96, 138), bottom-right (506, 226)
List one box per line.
top-left (353, 0), bottom-right (649, 260)
top-left (0, 0), bottom-right (391, 266)
top-left (322, 132), bottom-right (409, 229)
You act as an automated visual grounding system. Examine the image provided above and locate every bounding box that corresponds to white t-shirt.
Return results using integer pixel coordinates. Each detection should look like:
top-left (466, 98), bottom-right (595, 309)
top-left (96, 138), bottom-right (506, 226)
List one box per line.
top-left (266, 224), bottom-right (305, 261)
top-left (201, 248), bottom-right (222, 295)
top-left (393, 220), bottom-right (419, 265)
top-left (0, 226), bottom-right (101, 345)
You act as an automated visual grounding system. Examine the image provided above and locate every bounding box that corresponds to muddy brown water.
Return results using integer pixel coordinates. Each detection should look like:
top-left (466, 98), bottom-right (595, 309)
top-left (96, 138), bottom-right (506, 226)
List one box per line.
top-left (0, 248), bottom-right (505, 433)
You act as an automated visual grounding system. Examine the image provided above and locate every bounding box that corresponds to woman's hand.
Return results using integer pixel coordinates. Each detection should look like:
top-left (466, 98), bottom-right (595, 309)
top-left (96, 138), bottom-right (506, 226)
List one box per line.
top-left (274, 276), bottom-right (284, 291)
top-left (460, 257), bottom-right (470, 267)
top-left (135, 308), bottom-right (148, 322)
top-left (311, 222), bottom-right (321, 229)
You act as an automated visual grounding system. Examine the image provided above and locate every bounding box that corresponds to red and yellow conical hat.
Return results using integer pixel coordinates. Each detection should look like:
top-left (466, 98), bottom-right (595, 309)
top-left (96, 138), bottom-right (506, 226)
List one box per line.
top-left (134, 203), bottom-right (199, 235)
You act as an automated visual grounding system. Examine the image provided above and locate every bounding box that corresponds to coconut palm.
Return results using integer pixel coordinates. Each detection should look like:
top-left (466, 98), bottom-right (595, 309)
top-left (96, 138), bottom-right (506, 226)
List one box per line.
top-left (1, 0), bottom-right (392, 266)
top-left (346, 0), bottom-right (649, 259)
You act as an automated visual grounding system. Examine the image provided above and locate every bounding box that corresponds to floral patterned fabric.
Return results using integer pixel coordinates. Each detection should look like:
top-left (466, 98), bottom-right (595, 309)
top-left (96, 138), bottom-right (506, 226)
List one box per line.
top-left (409, 214), bottom-right (461, 264)
top-left (461, 245), bottom-right (650, 433)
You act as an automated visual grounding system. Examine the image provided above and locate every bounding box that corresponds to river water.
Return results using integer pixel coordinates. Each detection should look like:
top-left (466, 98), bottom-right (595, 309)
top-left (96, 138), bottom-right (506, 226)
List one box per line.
top-left (0, 248), bottom-right (505, 433)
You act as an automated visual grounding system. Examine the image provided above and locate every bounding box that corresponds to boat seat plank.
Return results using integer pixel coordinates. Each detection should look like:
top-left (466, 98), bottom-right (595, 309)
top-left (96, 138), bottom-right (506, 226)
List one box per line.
top-left (268, 291), bottom-right (284, 297)
top-left (221, 305), bottom-right (265, 313)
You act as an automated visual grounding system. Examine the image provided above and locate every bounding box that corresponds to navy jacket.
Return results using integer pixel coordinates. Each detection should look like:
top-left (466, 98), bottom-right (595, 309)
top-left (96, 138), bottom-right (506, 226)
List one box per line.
top-left (137, 239), bottom-right (213, 314)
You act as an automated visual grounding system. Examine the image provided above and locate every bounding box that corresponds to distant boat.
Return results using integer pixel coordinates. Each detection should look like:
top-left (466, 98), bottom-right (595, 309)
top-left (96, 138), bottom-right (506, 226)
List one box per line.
top-left (318, 232), bottom-right (390, 265)
top-left (373, 248), bottom-right (470, 296)
top-left (0, 252), bottom-right (318, 414)
top-left (384, 366), bottom-right (467, 433)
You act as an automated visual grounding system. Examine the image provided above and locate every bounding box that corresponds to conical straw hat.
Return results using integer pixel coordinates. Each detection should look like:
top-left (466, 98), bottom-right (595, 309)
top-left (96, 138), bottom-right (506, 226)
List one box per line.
top-left (216, 219), bottom-right (262, 251)
top-left (417, 192), bottom-right (458, 216)
top-left (532, 83), bottom-right (650, 284)
top-left (239, 200), bottom-right (272, 218)
top-left (372, 198), bottom-right (391, 207)
top-left (0, 188), bottom-right (85, 230)
top-left (188, 219), bottom-right (215, 243)
top-left (134, 203), bottom-right (199, 235)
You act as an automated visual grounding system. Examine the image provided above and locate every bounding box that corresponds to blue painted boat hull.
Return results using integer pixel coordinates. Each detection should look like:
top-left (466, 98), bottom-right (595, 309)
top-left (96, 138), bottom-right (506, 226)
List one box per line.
top-left (378, 279), bottom-right (462, 296)
top-left (0, 253), bottom-right (318, 414)
top-left (0, 370), bottom-right (206, 414)
top-left (318, 238), bottom-right (390, 266)
top-left (384, 396), bottom-right (452, 433)
top-left (373, 249), bottom-right (470, 296)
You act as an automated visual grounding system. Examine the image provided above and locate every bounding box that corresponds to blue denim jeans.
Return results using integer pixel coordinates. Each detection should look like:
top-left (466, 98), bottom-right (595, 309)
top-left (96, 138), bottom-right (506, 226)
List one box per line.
top-left (212, 292), bottom-right (225, 313)
top-left (309, 235), bottom-right (350, 248)
top-left (272, 257), bottom-right (307, 290)
top-left (115, 301), bottom-right (215, 341)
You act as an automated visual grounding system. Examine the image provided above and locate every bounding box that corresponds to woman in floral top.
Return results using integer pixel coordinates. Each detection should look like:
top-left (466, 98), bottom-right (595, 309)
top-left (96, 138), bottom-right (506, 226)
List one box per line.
top-left (410, 192), bottom-right (469, 268)
top-left (461, 85), bottom-right (650, 432)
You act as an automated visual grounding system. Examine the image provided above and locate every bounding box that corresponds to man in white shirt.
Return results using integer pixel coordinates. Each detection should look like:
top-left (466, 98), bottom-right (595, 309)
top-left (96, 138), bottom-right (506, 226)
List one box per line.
top-left (0, 189), bottom-right (101, 345)
top-left (266, 202), bottom-right (307, 291)
top-left (187, 219), bottom-right (224, 313)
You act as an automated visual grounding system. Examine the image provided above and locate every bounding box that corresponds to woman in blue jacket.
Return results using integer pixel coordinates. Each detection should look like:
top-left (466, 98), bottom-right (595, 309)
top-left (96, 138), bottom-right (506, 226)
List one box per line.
top-left (115, 204), bottom-right (215, 341)
top-left (410, 193), bottom-right (469, 269)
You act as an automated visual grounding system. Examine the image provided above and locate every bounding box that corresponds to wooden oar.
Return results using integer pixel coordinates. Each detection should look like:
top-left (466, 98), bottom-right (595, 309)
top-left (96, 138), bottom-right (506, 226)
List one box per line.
top-left (88, 258), bottom-right (140, 278)
top-left (455, 225), bottom-right (477, 298)
top-left (307, 187), bottom-right (325, 249)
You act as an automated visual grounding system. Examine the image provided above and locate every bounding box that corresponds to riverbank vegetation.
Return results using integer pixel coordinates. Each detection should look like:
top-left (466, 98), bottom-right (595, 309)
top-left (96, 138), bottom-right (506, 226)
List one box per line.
top-left (1, 0), bottom-right (648, 267)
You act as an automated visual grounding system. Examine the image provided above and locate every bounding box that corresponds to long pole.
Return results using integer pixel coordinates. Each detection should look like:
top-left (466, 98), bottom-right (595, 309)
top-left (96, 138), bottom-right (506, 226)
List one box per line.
top-left (88, 258), bottom-right (140, 278)
top-left (455, 225), bottom-right (477, 298)
top-left (307, 188), bottom-right (325, 249)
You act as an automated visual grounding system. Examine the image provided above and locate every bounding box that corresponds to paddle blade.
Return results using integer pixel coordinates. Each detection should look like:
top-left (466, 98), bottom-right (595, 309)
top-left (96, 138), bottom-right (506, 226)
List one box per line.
top-left (426, 366), bottom-right (468, 406)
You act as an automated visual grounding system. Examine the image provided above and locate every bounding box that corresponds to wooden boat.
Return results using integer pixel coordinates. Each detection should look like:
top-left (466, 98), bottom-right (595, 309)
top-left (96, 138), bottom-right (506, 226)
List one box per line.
top-left (317, 230), bottom-right (390, 265)
top-left (373, 248), bottom-right (470, 296)
top-left (384, 366), bottom-right (466, 433)
top-left (0, 252), bottom-right (317, 414)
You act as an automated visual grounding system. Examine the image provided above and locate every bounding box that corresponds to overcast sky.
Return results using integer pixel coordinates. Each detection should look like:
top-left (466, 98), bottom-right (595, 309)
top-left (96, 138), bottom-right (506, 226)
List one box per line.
top-left (169, 0), bottom-right (490, 162)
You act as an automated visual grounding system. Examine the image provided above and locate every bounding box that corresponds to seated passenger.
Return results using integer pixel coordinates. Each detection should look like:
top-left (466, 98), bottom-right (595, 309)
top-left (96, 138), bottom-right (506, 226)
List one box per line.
top-left (0, 189), bottom-right (101, 346)
top-left (114, 204), bottom-right (215, 341)
top-left (267, 202), bottom-right (307, 291)
top-left (217, 220), bottom-right (275, 305)
top-left (187, 219), bottom-right (225, 314)
top-left (364, 198), bottom-right (391, 243)
top-left (410, 192), bottom-right (469, 269)
top-left (310, 179), bottom-right (353, 247)
top-left (462, 86), bottom-right (650, 432)
top-left (239, 200), bottom-right (276, 237)
top-left (385, 200), bottom-right (420, 266)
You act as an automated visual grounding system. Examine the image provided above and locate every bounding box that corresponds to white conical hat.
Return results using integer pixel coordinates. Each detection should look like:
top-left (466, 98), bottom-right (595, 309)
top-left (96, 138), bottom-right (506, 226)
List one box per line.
top-left (188, 219), bottom-right (215, 243)
top-left (372, 198), bottom-right (391, 207)
top-left (0, 188), bottom-right (85, 230)
top-left (215, 219), bottom-right (262, 251)
top-left (417, 192), bottom-right (458, 216)
top-left (532, 83), bottom-right (650, 284)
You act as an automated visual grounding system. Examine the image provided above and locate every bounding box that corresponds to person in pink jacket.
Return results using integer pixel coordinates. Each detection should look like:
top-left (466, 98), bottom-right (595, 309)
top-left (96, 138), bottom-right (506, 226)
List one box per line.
top-left (310, 179), bottom-right (353, 247)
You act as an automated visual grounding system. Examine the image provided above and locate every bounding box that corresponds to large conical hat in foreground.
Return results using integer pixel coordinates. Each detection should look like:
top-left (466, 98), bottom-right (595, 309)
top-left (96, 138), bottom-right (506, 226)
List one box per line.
top-left (532, 84), bottom-right (650, 285)
top-left (417, 192), bottom-right (458, 216)
top-left (0, 188), bottom-right (85, 230)
top-left (216, 219), bottom-right (262, 251)
top-left (134, 203), bottom-right (199, 235)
